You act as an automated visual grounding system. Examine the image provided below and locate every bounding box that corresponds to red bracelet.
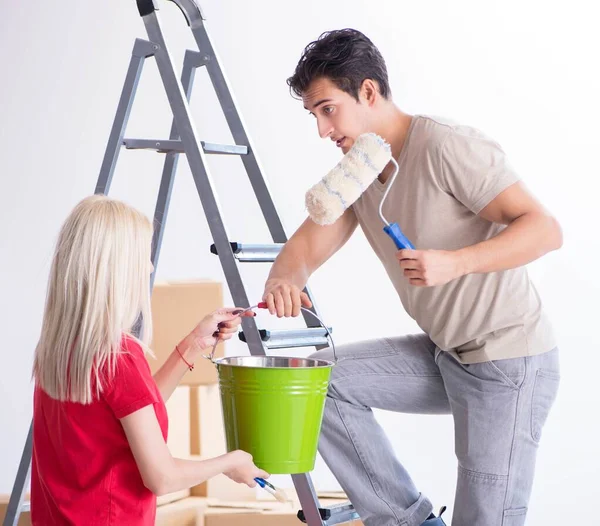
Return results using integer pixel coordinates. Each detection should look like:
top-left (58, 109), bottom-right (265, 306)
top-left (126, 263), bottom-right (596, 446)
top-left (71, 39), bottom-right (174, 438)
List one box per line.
top-left (175, 345), bottom-right (194, 371)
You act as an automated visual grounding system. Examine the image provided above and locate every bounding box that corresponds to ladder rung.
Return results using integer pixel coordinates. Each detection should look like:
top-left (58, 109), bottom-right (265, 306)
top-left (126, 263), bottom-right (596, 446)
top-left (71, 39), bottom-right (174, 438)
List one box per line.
top-left (203, 141), bottom-right (249, 155)
top-left (297, 501), bottom-right (359, 524)
top-left (210, 242), bottom-right (283, 262)
top-left (239, 328), bottom-right (331, 349)
top-left (122, 138), bottom-right (248, 155)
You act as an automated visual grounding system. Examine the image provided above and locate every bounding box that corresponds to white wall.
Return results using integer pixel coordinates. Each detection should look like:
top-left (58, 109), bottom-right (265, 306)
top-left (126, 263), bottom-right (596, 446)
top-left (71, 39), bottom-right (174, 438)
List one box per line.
top-left (1, 0), bottom-right (598, 523)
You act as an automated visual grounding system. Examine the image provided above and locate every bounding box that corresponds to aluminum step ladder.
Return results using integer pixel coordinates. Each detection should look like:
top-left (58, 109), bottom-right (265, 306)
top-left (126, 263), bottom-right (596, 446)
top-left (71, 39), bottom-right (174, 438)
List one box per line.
top-left (3, 1), bottom-right (359, 525)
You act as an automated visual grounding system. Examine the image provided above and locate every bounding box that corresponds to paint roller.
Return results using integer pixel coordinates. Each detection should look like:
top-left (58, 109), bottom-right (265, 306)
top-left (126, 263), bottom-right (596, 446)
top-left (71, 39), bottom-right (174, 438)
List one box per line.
top-left (305, 132), bottom-right (415, 250)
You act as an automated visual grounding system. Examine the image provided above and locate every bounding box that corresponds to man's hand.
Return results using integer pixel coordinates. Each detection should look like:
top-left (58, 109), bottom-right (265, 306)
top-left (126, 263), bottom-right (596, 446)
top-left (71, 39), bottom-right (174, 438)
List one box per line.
top-left (262, 278), bottom-right (312, 317)
top-left (397, 249), bottom-right (465, 287)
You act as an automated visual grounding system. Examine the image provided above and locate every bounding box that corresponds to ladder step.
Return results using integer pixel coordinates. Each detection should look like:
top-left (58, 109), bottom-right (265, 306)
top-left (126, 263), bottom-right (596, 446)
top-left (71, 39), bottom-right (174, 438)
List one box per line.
top-left (210, 242), bottom-right (283, 262)
top-left (297, 501), bottom-right (360, 524)
top-left (239, 327), bottom-right (332, 349)
top-left (122, 138), bottom-right (248, 155)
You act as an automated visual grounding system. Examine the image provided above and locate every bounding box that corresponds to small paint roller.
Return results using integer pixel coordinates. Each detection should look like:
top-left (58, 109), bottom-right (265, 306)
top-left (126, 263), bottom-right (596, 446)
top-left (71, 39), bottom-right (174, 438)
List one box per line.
top-left (305, 132), bottom-right (415, 250)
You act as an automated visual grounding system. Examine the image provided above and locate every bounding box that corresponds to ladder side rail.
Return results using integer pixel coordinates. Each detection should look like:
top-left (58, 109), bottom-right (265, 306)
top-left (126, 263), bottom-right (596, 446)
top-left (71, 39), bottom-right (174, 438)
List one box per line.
top-left (150, 50), bottom-right (205, 288)
top-left (96, 39), bottom-right (156, 195)
top-left (140, 10), bottom-right (266, 354)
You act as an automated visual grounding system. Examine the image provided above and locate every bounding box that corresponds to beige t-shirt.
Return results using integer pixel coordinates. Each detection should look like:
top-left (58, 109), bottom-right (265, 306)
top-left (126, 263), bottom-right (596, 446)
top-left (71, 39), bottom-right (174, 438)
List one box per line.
top-left (352, 115), bottom-right (556, 364)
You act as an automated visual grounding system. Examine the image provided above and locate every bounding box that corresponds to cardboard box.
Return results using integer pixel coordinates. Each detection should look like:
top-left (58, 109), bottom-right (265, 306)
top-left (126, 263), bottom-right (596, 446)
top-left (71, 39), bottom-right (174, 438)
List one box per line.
top-left (0, 496), bottom-right (31, 526)
top-left (155, 497), bottom-right (208, 526)
top-left (189, 385), bottom-right (227, 458)
top-left (204, 500), bottom-right (283, 511)
top-left (156, 386), bottom-right (193, 506)
top-left (157, 488), bottom-right (191, 507)
top-left (166, 386), bottom-right (192, 458)
top-left (199, 500), bottom-right (294, 526)
top-left (256, 486), bottom-right (349, 502)
top-left (191, 473), bottom-right (258, 503)
top-left (150, 281), bottom-right (224, 386)
top-left (157, 497), bottom-right (362, 526)
top-left (201, 498), bottom-right (363, 526)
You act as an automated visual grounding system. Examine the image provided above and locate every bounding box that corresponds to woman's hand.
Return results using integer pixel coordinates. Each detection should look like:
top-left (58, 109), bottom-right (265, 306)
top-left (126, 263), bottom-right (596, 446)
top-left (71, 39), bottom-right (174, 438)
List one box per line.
top-left (187, 308), bottom-right (256, 351)
top-left (223, 450), bottom-right (270, 487)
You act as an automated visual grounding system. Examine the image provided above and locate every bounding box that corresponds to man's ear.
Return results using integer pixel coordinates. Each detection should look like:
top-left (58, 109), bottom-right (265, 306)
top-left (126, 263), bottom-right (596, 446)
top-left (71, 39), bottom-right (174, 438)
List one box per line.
top-left (359, 79), bottom-right (379, 106)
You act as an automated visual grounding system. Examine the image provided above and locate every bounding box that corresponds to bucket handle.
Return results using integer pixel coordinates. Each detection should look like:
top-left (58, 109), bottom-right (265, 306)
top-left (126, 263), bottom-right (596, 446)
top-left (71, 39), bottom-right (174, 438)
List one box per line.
top-left (299, 306), bottom-right (337, 363)
top-left (203, 303), bottom-right (338, 364)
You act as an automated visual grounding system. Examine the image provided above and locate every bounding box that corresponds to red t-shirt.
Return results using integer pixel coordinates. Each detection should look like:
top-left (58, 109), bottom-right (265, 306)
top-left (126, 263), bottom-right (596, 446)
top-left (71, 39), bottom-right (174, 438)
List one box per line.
top-left (31, 337), bottom-right (168, 525)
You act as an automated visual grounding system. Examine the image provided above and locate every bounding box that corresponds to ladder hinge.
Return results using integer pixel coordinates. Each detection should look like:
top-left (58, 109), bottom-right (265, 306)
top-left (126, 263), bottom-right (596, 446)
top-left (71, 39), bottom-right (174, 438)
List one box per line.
top-left (137, 0), bottom-right (159, 17)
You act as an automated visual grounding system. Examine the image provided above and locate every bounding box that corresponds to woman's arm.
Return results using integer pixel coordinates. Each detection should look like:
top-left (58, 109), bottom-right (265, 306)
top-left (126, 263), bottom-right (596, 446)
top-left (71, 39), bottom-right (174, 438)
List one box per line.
top-left (151, 337), bottom-right (203, 403)
top-left (121, 405), bottom-right (268, 496)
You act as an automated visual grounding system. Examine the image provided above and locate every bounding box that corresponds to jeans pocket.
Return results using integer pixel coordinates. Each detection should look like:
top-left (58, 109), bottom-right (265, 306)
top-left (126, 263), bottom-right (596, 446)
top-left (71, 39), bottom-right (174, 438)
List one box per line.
top-left (503, 507), bottom-right (527, 526)
top-left (531, 369), bottom-right (560, 443)
top-left (486, 357), bottom-right (526, 390)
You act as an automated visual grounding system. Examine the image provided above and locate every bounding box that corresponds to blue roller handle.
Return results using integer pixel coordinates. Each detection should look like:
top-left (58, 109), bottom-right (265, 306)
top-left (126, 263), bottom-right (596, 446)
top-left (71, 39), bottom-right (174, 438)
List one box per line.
top-left (384, 222), bottom-right (415, 250)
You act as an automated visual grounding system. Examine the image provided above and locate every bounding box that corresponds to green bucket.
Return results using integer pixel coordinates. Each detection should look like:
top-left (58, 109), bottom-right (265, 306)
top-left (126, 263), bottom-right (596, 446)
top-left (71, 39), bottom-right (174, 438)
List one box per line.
top-left (214, 356), bottom-right (334, 474)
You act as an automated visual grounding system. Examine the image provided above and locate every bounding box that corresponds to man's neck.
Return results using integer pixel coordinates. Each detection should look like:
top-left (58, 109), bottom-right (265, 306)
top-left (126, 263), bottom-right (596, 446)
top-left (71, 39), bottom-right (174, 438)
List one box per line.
top-left (376, 107), bottom-right (413, 184)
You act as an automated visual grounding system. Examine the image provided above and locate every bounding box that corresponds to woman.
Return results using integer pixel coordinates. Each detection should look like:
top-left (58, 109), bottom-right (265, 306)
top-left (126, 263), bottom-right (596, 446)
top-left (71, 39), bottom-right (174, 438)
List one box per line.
top-left (31, 195), bottom-right (268, 525)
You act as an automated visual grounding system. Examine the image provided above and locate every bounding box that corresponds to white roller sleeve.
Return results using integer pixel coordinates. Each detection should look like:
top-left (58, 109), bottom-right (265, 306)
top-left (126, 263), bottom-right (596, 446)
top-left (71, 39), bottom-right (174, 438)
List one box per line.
top-left (305, 133), bottom-right (392, 225)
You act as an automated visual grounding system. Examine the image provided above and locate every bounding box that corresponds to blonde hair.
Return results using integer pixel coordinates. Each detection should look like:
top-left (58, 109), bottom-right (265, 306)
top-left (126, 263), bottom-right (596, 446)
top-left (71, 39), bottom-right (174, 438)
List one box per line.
top-left (33, 195), bottom-right (154, 404)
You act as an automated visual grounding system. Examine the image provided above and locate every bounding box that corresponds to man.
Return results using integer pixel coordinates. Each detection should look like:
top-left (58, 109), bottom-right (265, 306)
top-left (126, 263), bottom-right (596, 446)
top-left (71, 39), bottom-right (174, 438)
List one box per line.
top-left (262, 29), bottom-right (562, 526)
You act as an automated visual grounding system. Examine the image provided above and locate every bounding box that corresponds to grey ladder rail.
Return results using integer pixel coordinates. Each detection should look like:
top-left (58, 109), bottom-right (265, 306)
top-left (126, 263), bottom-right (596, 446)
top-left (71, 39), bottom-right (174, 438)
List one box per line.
top-left (3, 1), bottom-right (359, 526)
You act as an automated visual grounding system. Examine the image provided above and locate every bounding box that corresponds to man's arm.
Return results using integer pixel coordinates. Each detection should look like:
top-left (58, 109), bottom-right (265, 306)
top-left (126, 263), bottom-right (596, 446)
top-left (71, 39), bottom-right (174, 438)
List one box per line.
top-left (398, 182), bottom-right (562, 286)
top-left (263, 207), bottom-right (359, 316)
top-left (458, 181), bottom-right (562, 274)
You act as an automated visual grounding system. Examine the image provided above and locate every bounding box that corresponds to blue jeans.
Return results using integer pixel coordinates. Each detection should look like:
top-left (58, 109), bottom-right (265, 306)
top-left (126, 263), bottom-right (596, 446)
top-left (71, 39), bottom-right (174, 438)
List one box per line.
top-left (311, 334), bottom-right (560, 526)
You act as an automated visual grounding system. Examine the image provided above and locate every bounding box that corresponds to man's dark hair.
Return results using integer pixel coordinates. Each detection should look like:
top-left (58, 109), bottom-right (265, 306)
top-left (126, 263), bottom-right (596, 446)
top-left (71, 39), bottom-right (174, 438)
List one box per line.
top-left (287, 28), bottom-right (391, 101)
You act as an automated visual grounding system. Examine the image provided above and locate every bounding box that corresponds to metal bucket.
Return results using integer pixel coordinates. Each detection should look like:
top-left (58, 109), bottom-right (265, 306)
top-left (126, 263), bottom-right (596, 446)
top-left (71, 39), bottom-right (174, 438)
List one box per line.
top-left (214, 355), bottom-right (334, 474)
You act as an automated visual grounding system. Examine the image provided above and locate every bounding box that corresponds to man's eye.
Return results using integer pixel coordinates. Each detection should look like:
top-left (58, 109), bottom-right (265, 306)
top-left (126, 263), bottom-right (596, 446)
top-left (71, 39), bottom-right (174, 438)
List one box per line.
top-left (323, 107), bottom-right (334, 115)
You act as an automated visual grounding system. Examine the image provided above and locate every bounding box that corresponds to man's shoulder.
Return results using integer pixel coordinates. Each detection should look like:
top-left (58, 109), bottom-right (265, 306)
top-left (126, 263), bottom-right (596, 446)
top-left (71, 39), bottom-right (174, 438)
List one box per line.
top-left (413, 114), bottom-right (499, 148)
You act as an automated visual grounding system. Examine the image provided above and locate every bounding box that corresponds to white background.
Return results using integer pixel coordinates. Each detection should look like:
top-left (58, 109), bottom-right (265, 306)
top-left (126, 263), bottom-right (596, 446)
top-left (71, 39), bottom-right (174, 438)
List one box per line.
top-left (1, 1), bottom-right (598, 523)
